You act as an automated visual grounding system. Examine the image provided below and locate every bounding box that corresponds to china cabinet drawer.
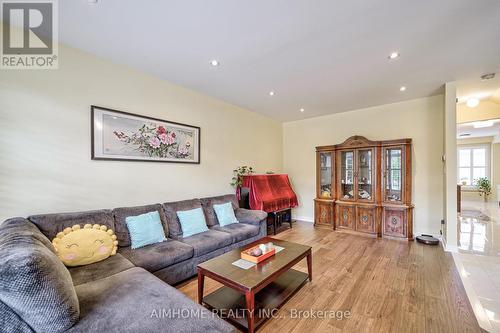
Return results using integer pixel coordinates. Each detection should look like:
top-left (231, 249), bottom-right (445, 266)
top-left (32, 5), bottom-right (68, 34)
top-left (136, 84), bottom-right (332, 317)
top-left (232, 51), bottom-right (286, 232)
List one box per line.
top-left (336, 204), bottom-right (355, 230)
top-left (356, 206), bottom-right (376, 234)
top-left (314, 200), bottom-right (334, 227)
top-left (382, 207), bottom-right (407, 238)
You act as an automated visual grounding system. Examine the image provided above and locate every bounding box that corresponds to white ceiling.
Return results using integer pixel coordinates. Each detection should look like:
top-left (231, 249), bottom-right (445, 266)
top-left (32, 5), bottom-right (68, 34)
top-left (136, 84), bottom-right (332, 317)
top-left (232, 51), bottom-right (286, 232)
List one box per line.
top-left (59, 0), bottom-right (500, 122)
top-left (457, 120), bottom-right (500, 139)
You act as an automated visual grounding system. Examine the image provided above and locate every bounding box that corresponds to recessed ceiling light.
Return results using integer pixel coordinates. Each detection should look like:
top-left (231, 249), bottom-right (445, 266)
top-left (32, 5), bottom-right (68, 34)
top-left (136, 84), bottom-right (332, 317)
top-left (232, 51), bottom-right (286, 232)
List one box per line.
top-left (269, 91), bottom-right (275, 96)
top-left (400, 86), bottom-right (406, 92)
top-left (210, 59), bottom-right (219, 67)
top-left (473, 120), bottom-right (494, 128)
top-left (388, 52), bottom-right (400, 60)
top-left (466, 98), bottom-right (479, 108)
top-left (300, 108), bottom-right (305, 112)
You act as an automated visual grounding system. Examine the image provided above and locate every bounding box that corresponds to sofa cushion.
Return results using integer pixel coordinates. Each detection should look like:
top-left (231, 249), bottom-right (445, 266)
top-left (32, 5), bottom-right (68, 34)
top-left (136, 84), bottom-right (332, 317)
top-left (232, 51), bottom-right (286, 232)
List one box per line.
top-left (178, 229), bottom-right (232, 257)
top-left (176, 207), bottom-right (209, 237)
top-left (69, 253), bottom-right (135, 286)
top-left (213, 202), bottom-right (239, 226)
top-left (0, 299), bottom-right (34, 333)
top-left (234, 208), bottom-right (268, 226)
top-left (212, 223), bottom-right (260, 243)
top-left (118, 239), bottom-right (194, 272)
top-left (29, 209), bottom-right (114, 241)
top-left (0, 218), bottom-right (79, 333)
top-left (200, 194), bottom-right (239, 226)
top-left (163, 199), bottom-right (203, 239)
top-left (112, 204), bottom-right (168, 247)
top-left (70, 267), bottom-right (234, 333)
top-left (126, 211), bottom-right (167, 249)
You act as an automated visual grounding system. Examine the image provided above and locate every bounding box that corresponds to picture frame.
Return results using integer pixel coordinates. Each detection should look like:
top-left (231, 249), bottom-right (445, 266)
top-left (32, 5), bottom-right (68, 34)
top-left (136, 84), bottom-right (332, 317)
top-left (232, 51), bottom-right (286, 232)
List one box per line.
top-left (91, 105), bottom-right (200, 164)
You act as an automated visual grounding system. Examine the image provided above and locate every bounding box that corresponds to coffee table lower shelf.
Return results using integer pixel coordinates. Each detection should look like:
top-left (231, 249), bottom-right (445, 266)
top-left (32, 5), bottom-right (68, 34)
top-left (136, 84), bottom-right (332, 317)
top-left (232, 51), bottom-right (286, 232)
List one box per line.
top-left (202, 269), bottom-right (308, 332)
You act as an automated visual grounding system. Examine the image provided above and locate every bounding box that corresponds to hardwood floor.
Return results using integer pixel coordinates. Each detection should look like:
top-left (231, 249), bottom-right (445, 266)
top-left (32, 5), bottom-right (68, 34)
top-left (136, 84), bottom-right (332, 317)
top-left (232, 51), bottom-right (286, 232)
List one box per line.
top-left (176, 221), bottom-right (484, 332)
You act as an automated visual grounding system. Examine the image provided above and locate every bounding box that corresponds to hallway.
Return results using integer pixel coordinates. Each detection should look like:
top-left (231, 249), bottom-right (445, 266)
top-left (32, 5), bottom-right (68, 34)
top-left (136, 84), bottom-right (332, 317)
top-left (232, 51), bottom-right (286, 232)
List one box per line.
top-left (455, 200), bottom-right (500, 332)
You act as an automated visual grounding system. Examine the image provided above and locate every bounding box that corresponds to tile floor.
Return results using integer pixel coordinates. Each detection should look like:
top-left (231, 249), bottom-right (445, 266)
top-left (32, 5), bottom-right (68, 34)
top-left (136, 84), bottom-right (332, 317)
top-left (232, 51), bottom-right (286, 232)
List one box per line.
top-left (455, 200), bottom-right (500, 332)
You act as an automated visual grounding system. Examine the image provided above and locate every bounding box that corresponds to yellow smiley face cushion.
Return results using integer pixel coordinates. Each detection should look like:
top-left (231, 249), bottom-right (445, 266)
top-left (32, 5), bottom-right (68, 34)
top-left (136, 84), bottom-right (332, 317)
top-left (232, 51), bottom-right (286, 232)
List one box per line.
top-left (52, 224), bottom-right (118, 267)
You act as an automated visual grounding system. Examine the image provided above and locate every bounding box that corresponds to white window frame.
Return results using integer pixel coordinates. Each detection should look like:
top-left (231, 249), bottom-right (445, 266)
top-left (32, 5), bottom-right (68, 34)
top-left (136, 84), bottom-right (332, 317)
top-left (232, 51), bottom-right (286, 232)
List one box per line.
top-left (457, 144), bottom-right (491, 187)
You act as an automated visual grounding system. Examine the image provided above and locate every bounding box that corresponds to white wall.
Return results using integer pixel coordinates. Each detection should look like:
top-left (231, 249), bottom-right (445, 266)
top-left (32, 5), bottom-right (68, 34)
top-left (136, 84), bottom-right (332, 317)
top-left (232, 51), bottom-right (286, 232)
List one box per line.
top-left (443, 82), bottom-right (457, 249)
top-left (283, 95), bottom-right (444, 236)
top-left (0, 45), bottom-right (282, 221)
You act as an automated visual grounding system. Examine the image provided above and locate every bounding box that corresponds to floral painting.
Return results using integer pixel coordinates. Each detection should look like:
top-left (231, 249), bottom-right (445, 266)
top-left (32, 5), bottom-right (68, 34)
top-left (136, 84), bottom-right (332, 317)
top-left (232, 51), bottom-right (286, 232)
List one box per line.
top-left (91, 106), bottom-right (200, 163)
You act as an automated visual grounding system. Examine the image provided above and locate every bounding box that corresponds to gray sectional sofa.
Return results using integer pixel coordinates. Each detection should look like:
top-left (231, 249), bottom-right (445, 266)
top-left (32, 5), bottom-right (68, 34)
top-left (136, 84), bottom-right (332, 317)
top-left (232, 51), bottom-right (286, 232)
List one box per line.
top-left (0, 194), bottom-right (268, 333)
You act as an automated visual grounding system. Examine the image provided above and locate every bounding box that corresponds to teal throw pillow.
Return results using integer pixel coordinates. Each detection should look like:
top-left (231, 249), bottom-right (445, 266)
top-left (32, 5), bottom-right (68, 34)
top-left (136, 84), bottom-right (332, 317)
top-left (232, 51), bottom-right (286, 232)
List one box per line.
top-left (176, 207), bottom-right (209, 237)
top-left (125, 211), bottom-right (166, 249)
top-left (213, 202), bottom-right (239, 226)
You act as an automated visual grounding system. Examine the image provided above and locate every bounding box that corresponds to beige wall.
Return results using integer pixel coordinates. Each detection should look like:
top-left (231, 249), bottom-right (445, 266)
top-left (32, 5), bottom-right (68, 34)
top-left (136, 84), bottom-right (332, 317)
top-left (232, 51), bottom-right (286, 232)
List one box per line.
top-left (0, 45), bottom-right (282, 221)
top-left (283, 95), bottom-right (444, 235)
top-left (457, 136), bottom-right (494, 145)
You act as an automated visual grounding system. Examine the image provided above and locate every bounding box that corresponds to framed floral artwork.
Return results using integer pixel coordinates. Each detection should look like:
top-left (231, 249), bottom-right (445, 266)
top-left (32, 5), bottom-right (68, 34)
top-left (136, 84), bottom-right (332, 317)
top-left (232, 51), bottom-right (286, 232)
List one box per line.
top-left (91, 106), bottom-right (200, 163)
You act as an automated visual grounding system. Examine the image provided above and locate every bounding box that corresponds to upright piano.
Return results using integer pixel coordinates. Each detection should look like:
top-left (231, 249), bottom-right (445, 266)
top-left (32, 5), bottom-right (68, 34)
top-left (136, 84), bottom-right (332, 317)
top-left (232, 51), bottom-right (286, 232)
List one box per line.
top-left (238, 174), bottom-right (298, 234)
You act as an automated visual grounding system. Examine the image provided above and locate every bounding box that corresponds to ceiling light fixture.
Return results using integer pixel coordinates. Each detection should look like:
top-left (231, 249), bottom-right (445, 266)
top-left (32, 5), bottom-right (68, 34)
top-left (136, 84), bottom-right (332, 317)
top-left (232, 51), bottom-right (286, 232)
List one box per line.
top-left (400, 86), bottom-right (406, 92)
top-left (466, 98), bottom-right (480, 108)
top-left (269, 91), bottom-right (275, 96)
top-left (300, 108), bottom-right (305, 112)
top-left (481, 73), bottom-right (495, 81)
top-left (210, 59), bottom-right (219, 67)
top-left (473, 120), bottom-right (494, 128)
top-left (388, 52), bottom-right (400, 60)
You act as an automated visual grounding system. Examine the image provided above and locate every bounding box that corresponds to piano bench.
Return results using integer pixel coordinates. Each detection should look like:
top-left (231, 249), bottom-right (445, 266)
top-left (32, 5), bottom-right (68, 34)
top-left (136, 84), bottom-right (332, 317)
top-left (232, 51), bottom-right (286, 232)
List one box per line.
top-left (266, 208), bottom-right (292, 235)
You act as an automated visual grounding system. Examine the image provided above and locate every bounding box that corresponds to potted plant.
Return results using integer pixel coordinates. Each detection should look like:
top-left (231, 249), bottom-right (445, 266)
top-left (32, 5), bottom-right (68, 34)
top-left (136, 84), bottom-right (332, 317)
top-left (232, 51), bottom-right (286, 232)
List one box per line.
top-left (230, 166), bottom-right (254, 188)
top-left (476, 177), bottom-right (492, 202)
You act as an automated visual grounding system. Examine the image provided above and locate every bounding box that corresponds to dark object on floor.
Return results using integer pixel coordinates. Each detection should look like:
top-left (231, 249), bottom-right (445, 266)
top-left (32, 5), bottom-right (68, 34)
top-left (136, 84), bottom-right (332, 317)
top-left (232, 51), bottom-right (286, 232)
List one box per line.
top-left (416, 234), bottom-right (439, 245)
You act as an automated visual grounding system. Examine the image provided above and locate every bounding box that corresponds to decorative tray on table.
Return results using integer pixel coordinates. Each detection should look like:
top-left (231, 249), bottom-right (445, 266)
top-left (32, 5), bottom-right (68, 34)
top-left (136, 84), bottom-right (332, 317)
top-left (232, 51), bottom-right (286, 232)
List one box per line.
top-left (241, 243), bottom-right (276, 263)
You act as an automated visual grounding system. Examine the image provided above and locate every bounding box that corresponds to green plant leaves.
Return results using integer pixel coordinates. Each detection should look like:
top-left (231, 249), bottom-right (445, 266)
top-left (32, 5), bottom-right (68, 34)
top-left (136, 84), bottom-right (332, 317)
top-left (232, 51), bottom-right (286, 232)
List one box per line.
top-left (230, 166), bottom-right (255, 187)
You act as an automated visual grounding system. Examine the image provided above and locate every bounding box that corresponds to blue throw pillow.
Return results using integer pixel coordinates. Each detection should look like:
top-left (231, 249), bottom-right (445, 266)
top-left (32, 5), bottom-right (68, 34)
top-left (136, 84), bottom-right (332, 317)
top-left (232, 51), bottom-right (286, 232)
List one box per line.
top-left (176, 207), bottom-right (209, 237)
top-left (213, 202), bottom-right (239, 226)
top-left (125, 211), bottom-right (166, 249)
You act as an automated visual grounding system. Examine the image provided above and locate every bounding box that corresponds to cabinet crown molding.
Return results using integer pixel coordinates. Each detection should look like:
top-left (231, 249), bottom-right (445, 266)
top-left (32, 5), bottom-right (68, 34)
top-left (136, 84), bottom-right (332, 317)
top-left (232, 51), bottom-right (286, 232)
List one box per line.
top-left (316, 136), bottom-right (412, 151)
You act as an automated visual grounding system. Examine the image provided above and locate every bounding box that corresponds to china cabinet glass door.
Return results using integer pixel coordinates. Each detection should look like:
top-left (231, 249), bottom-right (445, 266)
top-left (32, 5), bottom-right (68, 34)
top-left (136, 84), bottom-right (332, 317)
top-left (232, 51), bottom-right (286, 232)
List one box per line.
top-left (340, 150), bottom-right (354, 200)
top-left (384, 148), bottom-right (403, 202)
top-left (319, 152), bottom-right (332, 198)
top-left (357, 149), bottom-right (374, 201)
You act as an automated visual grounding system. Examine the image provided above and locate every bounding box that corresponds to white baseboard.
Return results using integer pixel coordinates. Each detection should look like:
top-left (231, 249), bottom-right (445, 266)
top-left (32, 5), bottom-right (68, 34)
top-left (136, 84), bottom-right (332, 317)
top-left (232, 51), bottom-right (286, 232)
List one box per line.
top-left (293, 216), bottom-right (314, 223)
top-left (440, 234), bottom-right (459, 253)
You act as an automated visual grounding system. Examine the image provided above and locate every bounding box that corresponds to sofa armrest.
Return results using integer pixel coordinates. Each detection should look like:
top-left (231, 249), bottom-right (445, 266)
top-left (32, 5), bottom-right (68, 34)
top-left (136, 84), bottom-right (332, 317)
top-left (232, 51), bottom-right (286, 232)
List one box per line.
top-left (235, 208), bottom-right (267, 226)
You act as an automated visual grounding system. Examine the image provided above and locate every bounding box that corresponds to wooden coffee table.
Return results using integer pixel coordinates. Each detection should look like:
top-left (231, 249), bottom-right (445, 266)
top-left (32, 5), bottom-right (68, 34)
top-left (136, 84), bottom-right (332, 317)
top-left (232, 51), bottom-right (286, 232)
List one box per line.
top-left (197, 237), bottom-right (312, 333)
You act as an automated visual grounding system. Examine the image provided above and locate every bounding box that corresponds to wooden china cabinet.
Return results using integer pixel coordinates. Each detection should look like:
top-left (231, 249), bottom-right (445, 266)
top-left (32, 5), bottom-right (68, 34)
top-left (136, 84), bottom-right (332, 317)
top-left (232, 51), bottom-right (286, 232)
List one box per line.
top-left (314, 136), bottom-right (413, 240)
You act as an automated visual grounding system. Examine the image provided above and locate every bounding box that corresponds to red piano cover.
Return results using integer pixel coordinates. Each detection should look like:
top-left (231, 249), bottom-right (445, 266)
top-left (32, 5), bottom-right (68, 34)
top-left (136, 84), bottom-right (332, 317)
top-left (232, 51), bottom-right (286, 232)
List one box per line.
top-left (240, 174), bottom-right (298, 213)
